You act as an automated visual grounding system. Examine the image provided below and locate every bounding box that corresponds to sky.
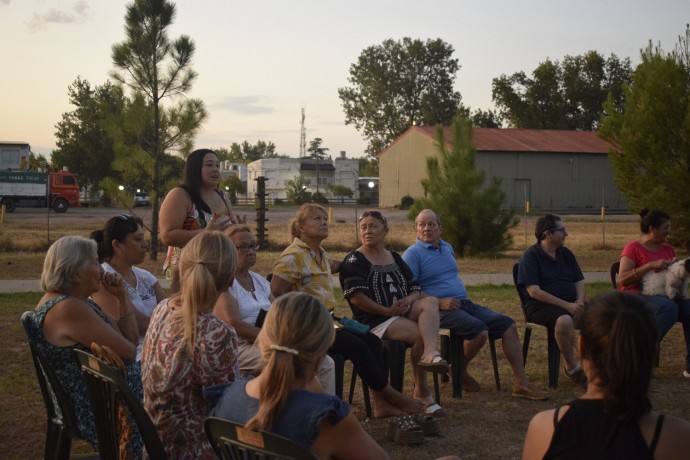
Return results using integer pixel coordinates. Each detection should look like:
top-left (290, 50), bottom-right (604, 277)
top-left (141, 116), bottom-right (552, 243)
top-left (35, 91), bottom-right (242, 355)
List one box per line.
top-left (0, 0), bottom-right (687, 160)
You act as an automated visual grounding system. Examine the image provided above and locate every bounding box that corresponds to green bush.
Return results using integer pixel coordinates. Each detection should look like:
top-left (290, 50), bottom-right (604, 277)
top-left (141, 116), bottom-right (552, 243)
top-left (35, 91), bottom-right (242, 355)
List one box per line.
top-left (400, 195), bottom-right (414, 209)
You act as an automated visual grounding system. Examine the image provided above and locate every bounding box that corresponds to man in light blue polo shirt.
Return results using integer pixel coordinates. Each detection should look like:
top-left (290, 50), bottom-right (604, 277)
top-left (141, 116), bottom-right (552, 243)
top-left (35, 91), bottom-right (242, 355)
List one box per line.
top-left (403, 209), bottom-right (548, 400)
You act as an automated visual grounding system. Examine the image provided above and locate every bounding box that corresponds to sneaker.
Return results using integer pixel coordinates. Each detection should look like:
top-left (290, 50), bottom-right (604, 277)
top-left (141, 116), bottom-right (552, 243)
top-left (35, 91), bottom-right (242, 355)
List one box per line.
top-left (564, 365), bottom-right (588, 389)
top-left (512, 383), bottom-right (550, 401)
top-left (683, 370), bottom-right (690, 378)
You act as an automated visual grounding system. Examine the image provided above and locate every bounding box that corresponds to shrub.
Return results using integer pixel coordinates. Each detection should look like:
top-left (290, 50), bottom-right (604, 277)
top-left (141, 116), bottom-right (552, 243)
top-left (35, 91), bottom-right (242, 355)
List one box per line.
top-left (400, 195), bottom-right (414, 209)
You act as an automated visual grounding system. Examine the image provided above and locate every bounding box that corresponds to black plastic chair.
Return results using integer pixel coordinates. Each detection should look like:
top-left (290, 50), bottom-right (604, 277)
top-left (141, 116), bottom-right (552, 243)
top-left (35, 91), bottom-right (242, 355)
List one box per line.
top-left (73, 349), bottom-right (166, 460)
top-left (330, 352), bottom-right (372, 418)
top-left (512, 263), bottom-right (561, 389)
top-left (21, 311), bottom-right (98, 460)
top-left (205, 416), bottom-right (317, 460)
top-left (610, 261), bottom-right (620, 288)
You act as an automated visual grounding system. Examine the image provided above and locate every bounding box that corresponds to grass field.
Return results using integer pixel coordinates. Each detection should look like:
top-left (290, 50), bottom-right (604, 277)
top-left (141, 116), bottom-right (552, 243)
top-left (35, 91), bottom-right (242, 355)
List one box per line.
top-left (2, 207), bottom-right (689, 459)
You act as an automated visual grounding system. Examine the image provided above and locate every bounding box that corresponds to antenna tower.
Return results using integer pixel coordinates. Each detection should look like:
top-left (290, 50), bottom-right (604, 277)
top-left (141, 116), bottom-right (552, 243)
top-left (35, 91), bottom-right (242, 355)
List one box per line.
top-left (299, 108), bottom-right (306, 157)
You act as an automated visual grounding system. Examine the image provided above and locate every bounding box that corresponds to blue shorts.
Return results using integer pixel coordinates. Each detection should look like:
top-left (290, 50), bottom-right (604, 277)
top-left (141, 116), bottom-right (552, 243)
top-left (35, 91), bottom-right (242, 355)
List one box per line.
top-left (439, 299), bottom-right (515, 341)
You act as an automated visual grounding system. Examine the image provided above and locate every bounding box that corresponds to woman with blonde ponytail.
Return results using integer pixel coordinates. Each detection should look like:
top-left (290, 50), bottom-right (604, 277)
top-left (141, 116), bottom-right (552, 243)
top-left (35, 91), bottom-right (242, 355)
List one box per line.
top-left (210, 292), bottom-right (389, 459)
top-left (142, 231), bottom-right (239, 460)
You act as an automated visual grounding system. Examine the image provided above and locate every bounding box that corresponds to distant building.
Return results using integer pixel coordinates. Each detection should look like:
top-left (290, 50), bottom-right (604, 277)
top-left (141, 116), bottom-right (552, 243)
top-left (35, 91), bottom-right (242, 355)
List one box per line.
top-left (247, 152), bottom-right (359, 203)
top-left (0, 142), bottom-right (31, 170)
top-left (378, 126), bottom-right (627, 211)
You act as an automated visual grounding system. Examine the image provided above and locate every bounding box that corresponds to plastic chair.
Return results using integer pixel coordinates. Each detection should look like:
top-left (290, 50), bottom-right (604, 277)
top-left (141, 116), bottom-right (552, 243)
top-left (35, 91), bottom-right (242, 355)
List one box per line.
top-left (439, 327), bottom-right (501, 397)
top-left (512, 263), bottom-right (561, 389)
top-left (73, 349), bottom-right (166, 460)
top-left (21, 311), bottom-right (98, 460)
top-left (330, 352), bottom-right (372, 418)
top-left (205, 416), bottom-right (317, 460)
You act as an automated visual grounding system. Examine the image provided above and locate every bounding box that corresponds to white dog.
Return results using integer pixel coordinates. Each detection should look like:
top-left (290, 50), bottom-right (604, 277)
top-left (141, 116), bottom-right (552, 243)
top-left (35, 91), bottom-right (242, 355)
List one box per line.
top-left (641, 258), bottom-right (690, 300)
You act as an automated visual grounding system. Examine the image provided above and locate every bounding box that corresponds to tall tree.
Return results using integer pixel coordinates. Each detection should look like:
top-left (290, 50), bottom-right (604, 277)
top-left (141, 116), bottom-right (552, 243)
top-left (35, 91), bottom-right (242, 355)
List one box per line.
top-left (599, 28), bottom-right (690, 249)
top-left (492, 51), bottom-right (632, 130)
top-left (110, 0), bottom-right (207, 260)
top-left (307, 138), bottom-right (329, 197)
top-left (53, 78), bottom-right (125, 193)
top-left (409, 114), bottom-right (517, 257)
top-left (338, 38), bottom-right (461, 159)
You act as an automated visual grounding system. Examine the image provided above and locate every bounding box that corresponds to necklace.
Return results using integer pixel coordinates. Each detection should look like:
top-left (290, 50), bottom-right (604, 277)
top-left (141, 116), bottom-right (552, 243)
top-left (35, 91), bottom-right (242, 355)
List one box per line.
top-left (236, 274), bottom-right (257, 300)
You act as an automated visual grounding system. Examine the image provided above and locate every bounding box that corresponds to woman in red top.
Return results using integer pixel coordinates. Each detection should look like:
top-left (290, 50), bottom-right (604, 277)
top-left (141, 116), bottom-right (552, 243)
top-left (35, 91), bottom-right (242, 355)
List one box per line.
top-left (617, 209), bottom-right (690, 377)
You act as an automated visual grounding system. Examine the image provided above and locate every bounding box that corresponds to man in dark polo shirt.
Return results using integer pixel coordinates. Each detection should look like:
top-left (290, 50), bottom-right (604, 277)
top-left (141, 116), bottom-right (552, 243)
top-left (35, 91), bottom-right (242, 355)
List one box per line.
top-left (517, 214), bottom-right (587, 387)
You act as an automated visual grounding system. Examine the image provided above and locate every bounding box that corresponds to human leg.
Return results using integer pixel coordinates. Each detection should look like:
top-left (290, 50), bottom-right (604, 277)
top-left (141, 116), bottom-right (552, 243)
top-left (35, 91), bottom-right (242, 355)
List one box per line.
top-left (439, 308), bottom-right (487, 391)
top-left (643, 295), bottom-right (680, 341)
top-left (525, 301), bottom-right (580, 373)
top-left (383, 318), bottom-right (431, 401)
top-left (406, 296), bottom-right (442, 361)
top-left (677, 298), bottom-right (690, 374)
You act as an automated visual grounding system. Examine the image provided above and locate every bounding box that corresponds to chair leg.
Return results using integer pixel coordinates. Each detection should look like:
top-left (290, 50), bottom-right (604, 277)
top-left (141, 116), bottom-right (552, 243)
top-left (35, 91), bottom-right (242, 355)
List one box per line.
top-left (489, 338), bottom-right (501, 392)
top-left (347, 368), bottom-right (357, 404)
top-left (439, 334), bottom-right (450, 384)
top-left (45, 421), bottom-right (71, 460)
top-left (546, 329), bottom-right (561, 389)
top-left (330, 353), bottom-right (345, 399)
top-left (448, 333), bottom-right (464, 399)
top-left (383, 341), bottom-right (407, 393)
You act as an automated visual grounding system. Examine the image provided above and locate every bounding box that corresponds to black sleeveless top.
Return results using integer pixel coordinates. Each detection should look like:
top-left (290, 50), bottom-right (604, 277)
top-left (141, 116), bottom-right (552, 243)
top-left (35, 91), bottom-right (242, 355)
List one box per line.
top-left (543, 399), bottom-right (664, 460)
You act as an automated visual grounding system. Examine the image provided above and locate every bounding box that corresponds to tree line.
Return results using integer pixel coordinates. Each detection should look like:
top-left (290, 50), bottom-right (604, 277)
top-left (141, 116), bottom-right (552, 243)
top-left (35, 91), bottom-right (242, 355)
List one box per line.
top-left (48, 0), bottom-right (690, 256)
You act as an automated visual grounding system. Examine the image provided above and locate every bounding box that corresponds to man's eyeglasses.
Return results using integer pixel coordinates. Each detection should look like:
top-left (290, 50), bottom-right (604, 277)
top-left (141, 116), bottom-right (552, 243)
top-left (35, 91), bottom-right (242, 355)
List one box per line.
top-left (359, 210), bottom-right (387, 225)
top-left (237, 243), bottom-right (259, 253)
top-left (550, 227), bottom-right (566, 234)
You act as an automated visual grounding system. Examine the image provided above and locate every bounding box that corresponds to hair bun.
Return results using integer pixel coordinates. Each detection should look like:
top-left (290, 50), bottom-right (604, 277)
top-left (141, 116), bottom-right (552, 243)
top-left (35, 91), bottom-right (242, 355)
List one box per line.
top-left (639, 208), bottom-right (649, 218)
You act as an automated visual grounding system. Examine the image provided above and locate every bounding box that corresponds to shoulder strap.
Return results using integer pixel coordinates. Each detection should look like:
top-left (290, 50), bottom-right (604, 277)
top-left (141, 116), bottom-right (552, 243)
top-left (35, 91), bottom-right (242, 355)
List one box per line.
top-left (552, 405), bottom-right (564, 427)
top-left (648, 414), bottom-right (665, 454)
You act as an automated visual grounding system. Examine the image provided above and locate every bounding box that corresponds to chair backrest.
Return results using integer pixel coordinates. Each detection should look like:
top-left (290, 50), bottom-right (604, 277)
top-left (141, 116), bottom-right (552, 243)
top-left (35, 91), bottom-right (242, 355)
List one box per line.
top-left (512, 263), bottom-right (531, 317)
top-left (21, 311), bottom-right (79, 436)
top-left (205, 416), bottom-right (317, 460)
top-left (73, 349), bottom-right (166, 460)
top-left (610, 261), bottom-right (620, 289)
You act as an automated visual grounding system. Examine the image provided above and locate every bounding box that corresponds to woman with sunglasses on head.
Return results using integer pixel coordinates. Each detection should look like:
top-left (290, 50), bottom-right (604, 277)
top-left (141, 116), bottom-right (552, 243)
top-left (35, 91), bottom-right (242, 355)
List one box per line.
top-left (90, 214), bottom-right (167, 361)
top-left (340, 210), bottom-right (449, 414)
top-left (160, 148), bottom-right (245, 279)
top-left (271, 204), bottom-right (422, 418)
top-left (214, 225), bottom-right (274, 374)
top-left (522, 291), bottom-right (690, 459)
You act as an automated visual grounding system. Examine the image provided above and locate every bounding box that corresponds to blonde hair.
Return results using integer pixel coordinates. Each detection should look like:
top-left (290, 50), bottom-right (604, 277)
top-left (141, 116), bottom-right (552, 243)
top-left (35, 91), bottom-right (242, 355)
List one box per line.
top-left (175, 231), bottom-right (237, 351)
top-left (225, 224), bottom-right (252, 239)
top-left (289, 203), bottom-right (327, 238)
top-left (246, 292), bottom-right (335, 431)
top-left (41, 236), bottom-right (97, 293)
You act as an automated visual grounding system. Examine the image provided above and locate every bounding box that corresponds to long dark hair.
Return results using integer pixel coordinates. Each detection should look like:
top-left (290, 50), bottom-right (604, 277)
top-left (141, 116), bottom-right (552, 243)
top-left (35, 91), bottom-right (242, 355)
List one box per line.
top-left (639, 208), bottom-right (670, 234)
top-left (577, 291), bottom-right (657, 421)
top-left (182, 148), bottom-right (218, 214)
top-left (90, 214), bottom-right (144, 262)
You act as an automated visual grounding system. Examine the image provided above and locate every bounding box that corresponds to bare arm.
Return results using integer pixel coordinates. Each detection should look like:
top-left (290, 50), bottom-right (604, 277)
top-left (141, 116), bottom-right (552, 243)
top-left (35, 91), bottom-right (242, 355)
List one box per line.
top-left (619, 255), bottom-right (676, 287)
top-left (522, 409), bottom-right (557, 460)
top-left (575, 279), bottom-right (585, 304)
top-left (311, 413), bottom-right (389, 460)
top-left (159, 187), bottom-right (198, 247)
top-left (42, 297), bottom-right (137, 362)
top-left (348, 291), bottom-right (412, 317)
top-left (213, 291), bottom-right (261, 343)
top-left (91, 281), bottom-right (149, 338)
top-left (270, 275), bottom-right (293, 298)
top-left (330, 259), bottom-right (341, 274)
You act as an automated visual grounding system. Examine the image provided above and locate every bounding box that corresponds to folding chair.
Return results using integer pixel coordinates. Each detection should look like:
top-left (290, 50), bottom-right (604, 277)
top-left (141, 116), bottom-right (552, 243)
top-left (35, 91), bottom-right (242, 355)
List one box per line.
top-left (21, 311), bottom-right (98, 460)
top-left (73, 349), bottom-right (166, 460)
top-left (512, 264), bottom-right (561, 389)
top-left (205, 416), bottom-right (316, 460)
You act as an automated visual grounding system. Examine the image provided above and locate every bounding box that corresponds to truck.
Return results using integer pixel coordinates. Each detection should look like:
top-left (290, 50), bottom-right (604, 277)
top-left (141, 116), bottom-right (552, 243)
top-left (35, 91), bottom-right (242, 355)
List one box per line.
top-left (0, 168), bottom-right (81, 213)
top-left (1, 141), bottom-right (81, 213)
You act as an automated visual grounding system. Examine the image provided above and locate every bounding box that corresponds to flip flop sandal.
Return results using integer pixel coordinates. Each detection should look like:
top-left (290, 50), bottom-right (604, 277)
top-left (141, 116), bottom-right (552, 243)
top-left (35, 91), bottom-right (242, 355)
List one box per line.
top-left (415, 413), bottom-right (441, 436)
top-left (386, 415), bottom-right (424, 445)
top-left (417, 355), bottom-right (450, 374)
top-left (424, 402), bottom-right (444, 416)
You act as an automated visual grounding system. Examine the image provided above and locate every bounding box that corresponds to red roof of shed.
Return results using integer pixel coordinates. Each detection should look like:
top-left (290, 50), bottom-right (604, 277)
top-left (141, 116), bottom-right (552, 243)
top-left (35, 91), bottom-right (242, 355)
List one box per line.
top-left (379, 126), bottom-right (614, 156)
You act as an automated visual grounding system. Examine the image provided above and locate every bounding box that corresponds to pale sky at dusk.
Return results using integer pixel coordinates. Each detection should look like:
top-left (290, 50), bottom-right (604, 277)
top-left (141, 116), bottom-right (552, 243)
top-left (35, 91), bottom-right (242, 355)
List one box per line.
top-left (0, 0), bottom-right (686, 159)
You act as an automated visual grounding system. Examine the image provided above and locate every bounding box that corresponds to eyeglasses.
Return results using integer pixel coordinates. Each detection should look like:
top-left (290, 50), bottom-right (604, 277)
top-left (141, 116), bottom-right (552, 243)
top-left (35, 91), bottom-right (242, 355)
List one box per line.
top-left (237, 243), bottom-right (259, 253)
top-left (359, 210), bottom-right (387, 225)
top-left (549, 227), bottom-right (566, 233)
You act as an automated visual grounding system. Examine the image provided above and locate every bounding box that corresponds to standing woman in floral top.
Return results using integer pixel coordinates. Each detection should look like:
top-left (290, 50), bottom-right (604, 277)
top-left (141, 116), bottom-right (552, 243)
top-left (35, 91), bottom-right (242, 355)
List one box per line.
top-left (90, 214), bottom-right (167, 361)
top-left (160, 148), bottom-right (245, 279)
top-left (142, 231), bottom-right (239, 459)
